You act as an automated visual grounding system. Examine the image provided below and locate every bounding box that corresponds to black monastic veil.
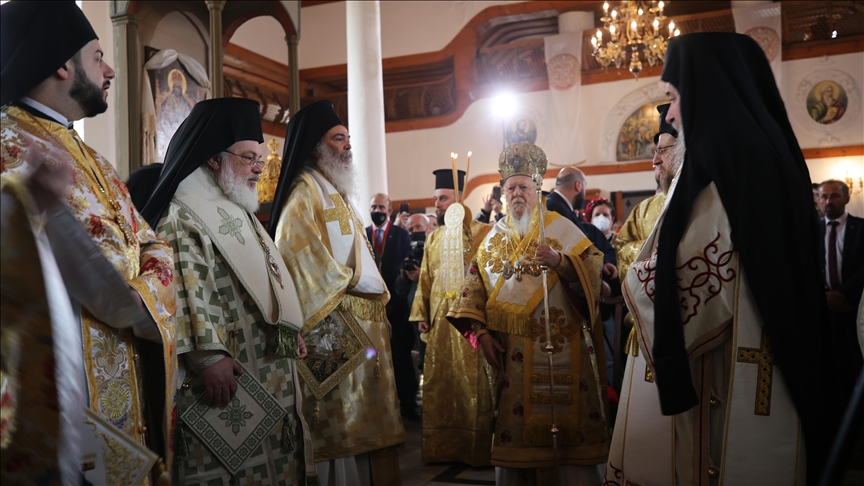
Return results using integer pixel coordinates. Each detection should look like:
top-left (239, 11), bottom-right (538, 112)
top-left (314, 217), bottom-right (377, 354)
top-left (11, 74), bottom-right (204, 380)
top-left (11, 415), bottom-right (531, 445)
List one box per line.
top-left (140, 97), bottom-right (263, 228)
top-left (654, 32), bottom-right (841, 482)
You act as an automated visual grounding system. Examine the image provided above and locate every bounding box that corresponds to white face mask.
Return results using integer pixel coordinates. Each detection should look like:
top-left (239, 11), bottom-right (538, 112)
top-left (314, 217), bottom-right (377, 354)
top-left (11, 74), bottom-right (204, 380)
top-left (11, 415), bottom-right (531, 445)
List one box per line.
top-left (592, 214), bottom-right (612, 233)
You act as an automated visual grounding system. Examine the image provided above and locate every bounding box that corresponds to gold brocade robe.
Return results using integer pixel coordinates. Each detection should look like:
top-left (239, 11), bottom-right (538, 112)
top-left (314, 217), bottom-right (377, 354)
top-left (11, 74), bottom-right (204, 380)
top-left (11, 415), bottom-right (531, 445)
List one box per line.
top-left (274, 169), bottom-right (405, 462)
top-left (448, 211), bottom-right (610, 469)
top-left (615, 193), bottom-right (665, 283)
top-left (1, 106), bottom-right (178, 467)
top-left (409, 219), bottom-right (495, 466)
top-left (1, 177), bottom-right (65, 482)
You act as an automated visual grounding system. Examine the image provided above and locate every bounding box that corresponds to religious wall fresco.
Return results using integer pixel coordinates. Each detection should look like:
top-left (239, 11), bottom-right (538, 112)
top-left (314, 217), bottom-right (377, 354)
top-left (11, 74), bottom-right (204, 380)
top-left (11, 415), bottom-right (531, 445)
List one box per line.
top-left (505, 117), bottom-right (538, 145)
top-left (807, 80), bottom-right (848, 125)
top-left (147, 51), bottom-right (208, 163)
top-left (616, 101), bottom-right (662, 162)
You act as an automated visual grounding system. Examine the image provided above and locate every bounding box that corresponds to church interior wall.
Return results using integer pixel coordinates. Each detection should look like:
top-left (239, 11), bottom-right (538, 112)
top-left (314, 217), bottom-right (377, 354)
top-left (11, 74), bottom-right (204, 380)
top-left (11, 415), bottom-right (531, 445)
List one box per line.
top-left (71, 1), bottom-right (862, 218)
top-left (79, 0), bottom-right (115, 166)
top-left (294, 1), bottom-right (518, 69)
top-left (229, 15), bottom-right (289, 66)
top-left (138, 6), bottom-right (209, 68)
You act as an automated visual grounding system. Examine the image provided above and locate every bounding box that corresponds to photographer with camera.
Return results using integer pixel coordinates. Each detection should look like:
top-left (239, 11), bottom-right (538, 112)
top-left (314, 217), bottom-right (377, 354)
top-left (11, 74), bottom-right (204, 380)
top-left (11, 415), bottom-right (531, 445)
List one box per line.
top-left (395, 214), bottom-right (430, 374)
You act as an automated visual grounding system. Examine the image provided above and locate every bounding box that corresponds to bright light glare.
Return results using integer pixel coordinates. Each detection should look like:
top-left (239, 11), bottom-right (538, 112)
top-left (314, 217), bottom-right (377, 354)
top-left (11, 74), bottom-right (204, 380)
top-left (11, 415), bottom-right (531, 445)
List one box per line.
top-left (492, 93), bottom-right (517, 119)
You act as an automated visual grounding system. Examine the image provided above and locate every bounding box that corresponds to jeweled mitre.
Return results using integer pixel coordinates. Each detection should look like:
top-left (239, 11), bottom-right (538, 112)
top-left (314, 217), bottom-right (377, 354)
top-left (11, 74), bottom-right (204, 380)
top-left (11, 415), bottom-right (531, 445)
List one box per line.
top-left (498, 142), bottom-right (548, 184)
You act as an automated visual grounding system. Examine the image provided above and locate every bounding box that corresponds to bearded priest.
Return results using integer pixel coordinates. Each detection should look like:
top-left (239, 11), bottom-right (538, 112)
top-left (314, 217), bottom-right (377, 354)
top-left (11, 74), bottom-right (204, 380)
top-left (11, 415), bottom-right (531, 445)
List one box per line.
top-left (1, 1), bottom-right (177, 478)
top-left (409, 169), bottom-right (495, 466)
top-left (448, 142), bottom-right (609, 485)
top-left (142, 98), bottom-right (316, 485)
top-left (268, 100), bottom-right (405, 485)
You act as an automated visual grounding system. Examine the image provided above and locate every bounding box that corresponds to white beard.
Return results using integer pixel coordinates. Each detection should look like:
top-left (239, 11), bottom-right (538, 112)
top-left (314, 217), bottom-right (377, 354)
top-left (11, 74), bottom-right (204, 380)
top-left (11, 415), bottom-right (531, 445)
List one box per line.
top-left (316, 145), bottom-right (356, 202)
top-left (216, 162), bottom-right (259, 213)
top-left (509, 208), bottom-right (533, 238)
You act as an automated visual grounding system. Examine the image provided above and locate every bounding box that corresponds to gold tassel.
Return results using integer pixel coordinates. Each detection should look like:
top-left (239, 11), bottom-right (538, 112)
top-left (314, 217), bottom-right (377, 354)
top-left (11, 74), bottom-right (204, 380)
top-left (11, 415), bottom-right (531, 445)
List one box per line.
top-left (485, 308), bottom-right (533, 337)
top-left (156, 459), bottom-right (172, 486)
top-left (625, 326), bottom-right (639, 357)
top-left (275, 325), bottom-right (299, 358)
top-left (281, 415), bottom-right (296, 453)
top-left (339, 294), bottom-right (386, 322)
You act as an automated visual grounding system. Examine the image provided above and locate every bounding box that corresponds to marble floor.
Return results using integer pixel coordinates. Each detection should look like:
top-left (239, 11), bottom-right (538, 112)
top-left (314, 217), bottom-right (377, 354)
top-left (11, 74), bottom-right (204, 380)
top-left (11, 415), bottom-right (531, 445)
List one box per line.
top-left (396, 418), bottom-right (495, 486)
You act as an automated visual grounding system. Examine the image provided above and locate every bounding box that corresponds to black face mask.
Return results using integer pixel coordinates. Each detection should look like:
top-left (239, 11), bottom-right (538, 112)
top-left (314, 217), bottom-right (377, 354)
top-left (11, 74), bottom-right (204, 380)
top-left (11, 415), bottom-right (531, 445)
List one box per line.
top-left (371, 212), bottom-right (388, 226)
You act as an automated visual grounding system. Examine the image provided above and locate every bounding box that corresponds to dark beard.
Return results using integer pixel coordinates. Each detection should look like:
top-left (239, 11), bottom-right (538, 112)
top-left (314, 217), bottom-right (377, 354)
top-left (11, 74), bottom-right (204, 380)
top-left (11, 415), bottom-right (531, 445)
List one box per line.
top-left (572, 192), bottom-right (584, 211)
top-left (437, 213), bottom-right (445, 226)
top-left (69, 66), bottom-right (108, 118)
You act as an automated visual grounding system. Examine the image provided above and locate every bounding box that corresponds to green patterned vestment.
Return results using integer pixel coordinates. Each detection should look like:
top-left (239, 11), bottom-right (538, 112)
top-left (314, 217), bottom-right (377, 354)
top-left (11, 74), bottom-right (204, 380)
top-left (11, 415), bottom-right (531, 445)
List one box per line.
top-left (159, 191), bottom-right (315, 486)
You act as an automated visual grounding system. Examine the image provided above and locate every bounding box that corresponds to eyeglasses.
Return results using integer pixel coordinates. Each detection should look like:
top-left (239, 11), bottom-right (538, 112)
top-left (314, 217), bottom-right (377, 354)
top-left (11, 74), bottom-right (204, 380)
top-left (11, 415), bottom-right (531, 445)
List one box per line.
top-left (653, 144), bottom-right (675, 156)
top-left (224, 150), bottom-right (265, 168)
top-left (503, 184), bottom-right (533, 196)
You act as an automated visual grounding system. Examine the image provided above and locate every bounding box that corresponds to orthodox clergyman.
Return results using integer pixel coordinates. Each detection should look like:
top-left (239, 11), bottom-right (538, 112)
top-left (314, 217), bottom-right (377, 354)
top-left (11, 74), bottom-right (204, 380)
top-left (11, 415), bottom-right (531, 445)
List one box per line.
top-left (1, 1), bottom-right (177, 479)
top-left (448, 142), bottom-right (609, 485)
top-left (605, 33), bottom-right (844, 485)
top-left (268, 100), bottom-right (405, 485)
top-left (142, 98), bottom-right (316, 485)
top-left (409, 169), bottom-right (495, 466)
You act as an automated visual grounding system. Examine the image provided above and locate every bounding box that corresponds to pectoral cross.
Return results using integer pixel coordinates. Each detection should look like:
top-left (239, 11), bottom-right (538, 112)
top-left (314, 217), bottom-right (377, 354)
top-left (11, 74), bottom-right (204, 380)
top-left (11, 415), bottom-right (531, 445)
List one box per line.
top-left (736, 329), bottom-right (774, 416)
top-left (323, 193), bottom-right (352, 235)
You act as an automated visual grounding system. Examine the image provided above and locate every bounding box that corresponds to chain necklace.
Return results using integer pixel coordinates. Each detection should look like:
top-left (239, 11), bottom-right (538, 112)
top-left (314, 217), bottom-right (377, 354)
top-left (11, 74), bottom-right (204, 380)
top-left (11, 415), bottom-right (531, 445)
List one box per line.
top-left (27, 112), bottom-right (137, 245)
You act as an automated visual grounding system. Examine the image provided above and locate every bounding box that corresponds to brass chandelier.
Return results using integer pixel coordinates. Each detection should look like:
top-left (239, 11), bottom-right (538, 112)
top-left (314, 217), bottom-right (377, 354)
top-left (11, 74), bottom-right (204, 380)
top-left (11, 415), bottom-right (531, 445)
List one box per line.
top-left (591, 1), bottom-right (680, 79)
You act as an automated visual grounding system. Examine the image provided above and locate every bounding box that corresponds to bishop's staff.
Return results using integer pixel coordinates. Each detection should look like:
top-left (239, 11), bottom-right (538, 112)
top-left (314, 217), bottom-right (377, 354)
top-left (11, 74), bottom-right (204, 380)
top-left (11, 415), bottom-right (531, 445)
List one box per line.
top-left (532, 169), bottom-right (560, 485)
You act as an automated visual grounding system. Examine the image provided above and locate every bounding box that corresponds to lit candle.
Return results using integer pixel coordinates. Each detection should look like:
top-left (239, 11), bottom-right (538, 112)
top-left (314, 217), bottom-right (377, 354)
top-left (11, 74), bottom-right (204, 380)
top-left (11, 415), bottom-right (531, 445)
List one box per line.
top-left (603, 2), bottom-right (609, 13)
top-left (451, 153), bottom-right (460, 202)
top-left (669, 20), bottom-right (675, 35)
top-left (611, 10), bottom-right (617, 19)
top-left (610, 24), bottom-right (616, 36)
top-left (465, 151), bottom-right (472, 186)
top-left (659, 1), bottom-right (664, 10)
top-left (674, 28), bottom-right (680, 36)
top-left (638, 7), bottom-right (643, 15)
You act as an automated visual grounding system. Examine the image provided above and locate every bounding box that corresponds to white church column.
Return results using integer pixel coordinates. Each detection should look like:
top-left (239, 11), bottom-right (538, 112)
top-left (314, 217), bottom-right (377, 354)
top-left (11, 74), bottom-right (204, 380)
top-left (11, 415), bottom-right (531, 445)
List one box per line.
top-left (346, 0), bottom-right (387, 220)
top-left (110, 3), bottom-right (141, 179)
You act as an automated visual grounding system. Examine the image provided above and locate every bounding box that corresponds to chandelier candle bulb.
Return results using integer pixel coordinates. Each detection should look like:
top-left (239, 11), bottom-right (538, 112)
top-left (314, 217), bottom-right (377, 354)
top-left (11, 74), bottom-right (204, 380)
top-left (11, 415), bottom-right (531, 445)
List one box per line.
top-left (603, 2), bottom-right (609, 13)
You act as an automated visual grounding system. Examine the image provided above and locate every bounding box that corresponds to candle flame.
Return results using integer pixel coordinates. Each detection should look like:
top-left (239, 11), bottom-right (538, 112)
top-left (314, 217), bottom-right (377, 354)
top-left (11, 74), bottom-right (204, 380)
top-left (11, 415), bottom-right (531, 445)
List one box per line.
top-left (467, 151), bottom-right (472, 157)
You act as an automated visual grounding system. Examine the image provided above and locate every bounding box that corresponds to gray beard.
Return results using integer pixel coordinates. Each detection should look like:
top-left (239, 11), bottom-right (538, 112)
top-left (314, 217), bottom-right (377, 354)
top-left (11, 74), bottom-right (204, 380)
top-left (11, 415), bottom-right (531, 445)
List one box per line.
top-left (216, 163), bottom-right (259, 213)
top-left (316, 146), bottom-right (356, 202)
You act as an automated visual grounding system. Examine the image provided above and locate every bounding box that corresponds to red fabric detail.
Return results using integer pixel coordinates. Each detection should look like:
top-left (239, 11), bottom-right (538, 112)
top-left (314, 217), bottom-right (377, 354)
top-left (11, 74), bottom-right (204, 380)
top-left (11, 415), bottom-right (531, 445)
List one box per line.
top-left (141, 257), bottom-right (174, 286)
top-left (676, 233), bottom-right (736, 325)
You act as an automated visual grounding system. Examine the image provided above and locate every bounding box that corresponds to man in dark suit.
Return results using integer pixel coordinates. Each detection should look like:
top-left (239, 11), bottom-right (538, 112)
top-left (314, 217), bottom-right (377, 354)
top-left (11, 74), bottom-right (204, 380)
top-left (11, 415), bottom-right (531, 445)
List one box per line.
top-left (548, 167), bottom-right (622, 385)
top-left (366, 193), bottom-right (418, 419)
top-left (547, 167), bottom-right (618, 276)
top-left (818, 179), bottom-right (864, 404)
